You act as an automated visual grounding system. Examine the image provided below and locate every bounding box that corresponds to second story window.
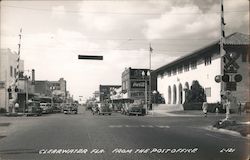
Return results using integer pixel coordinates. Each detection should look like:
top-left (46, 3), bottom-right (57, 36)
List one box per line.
top-left (10, 66), bottom-right (13, 77)
top-left (178, 66), bottom-right (183, 74)
top-left (172, 68), bottom-right (177, 75)
top-left (184, 63), bottom-right (189, 72)
top-left (204, 56), bottom-right (212, 66)
top-left (167, 70), bottom-right (171, 77)
top-left (191, 60), bottom-right (197, 70)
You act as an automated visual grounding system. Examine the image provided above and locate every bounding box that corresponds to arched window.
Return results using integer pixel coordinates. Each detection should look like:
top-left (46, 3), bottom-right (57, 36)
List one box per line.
top-left (173, 85), bottom-right (177, 104)
top-left (179, 84), bottom-right (183, 104)
top-left (168, 86), bottom-right (171, 104)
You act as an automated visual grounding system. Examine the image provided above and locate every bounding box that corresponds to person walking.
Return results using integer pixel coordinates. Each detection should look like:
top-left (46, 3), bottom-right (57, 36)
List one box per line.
top-left (202, 102), bottom-right (208, 117)
top-left (238, 101), bottom-right (242, 115)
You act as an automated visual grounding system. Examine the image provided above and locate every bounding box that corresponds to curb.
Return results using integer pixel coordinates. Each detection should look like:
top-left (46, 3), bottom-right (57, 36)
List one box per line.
top-left (205, 126), bottom-right (250, 139)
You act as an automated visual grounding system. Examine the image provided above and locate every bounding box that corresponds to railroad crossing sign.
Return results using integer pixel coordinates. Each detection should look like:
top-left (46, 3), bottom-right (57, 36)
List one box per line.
top-left (224, 52), bottom-right (240, 73)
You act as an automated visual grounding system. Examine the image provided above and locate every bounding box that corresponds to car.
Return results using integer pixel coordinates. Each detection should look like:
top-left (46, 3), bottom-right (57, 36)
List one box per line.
top-left (40, 103), bottom-right (53, 114)
top-left (25, 101), bottom-right (42, 116)
top-left (122, 103), bottom-right (143, 116)
top-left (63, 103), bottom-right (78, 114)
top-left (96, 102), bottom-right (112, 115)
top-left (244, 102), bottom-right (250, 113)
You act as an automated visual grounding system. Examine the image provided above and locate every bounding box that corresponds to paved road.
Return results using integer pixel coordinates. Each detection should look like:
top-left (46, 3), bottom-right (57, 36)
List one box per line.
top-left (0, 106), bottom-right (249, 160)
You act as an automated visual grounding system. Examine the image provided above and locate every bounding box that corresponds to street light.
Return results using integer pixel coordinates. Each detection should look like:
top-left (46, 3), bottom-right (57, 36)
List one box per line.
top-left (50, 86), bottom-right (56, 109)
top-left (142, 70), bottom-right (150, 115)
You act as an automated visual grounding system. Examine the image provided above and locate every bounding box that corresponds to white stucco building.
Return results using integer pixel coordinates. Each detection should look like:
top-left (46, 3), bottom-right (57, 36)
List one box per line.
top-left (0, 48), bottom-right (24, 111)
top-left (154, 32), bottom-right (249, 105)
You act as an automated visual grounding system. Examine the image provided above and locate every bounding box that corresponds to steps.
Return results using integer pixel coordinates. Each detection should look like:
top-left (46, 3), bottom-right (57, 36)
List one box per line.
top-left (152, 104), bottom-right (184, 112)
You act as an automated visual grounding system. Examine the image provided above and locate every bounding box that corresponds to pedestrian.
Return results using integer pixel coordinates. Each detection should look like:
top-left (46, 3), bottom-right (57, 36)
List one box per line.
top-left (238, 101), bottom-right (242, 115)
top-left (202, 102), bottom-right (208, 117)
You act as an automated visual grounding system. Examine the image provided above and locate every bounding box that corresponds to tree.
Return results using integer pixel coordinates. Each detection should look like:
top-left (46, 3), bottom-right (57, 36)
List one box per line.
top-left (184, 80), bottom-right (206, 104)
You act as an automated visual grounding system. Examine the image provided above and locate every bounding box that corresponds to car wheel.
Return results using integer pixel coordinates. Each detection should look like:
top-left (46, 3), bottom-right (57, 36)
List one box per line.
top-left (109, 113), bottom-right (111, 115)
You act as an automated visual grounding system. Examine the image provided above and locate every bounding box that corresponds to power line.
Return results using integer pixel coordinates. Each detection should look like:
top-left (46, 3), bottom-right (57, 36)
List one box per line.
top-left (1, 5), bottom-right (248, 15)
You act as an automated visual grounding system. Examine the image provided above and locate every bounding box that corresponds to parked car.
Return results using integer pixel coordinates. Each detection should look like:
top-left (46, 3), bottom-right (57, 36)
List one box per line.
top-left (25, 101), bottom-right (42, 116)
top-left (244, 102), bottom-right (250, 113)
top-left (96, 102), bottom-right (112, 115)
top-left (40, 103), bottom-right (53, 114)
top-left (63, 103), bottom-right (78, 114)
top-left (122, 103), bottom-right (143, 116)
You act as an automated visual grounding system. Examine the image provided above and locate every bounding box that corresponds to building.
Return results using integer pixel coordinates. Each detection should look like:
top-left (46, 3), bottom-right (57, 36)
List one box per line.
top-left (34, 80), bottom-right (52, 97)
top-left (99, 85), bottom-right (121, 102)
top-left (121, 67), bottom-right (157, 102)
top-left (0, 48), bottom-right (24, 112)
top-left (50, 78), bottom-right (67, 100)
top-left (154, 32), bottom-right (249, 105)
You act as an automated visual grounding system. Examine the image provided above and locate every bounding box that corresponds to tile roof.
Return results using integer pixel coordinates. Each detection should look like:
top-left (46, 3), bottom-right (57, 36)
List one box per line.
top-left (224, 32), bottom-right (249, 45)
top-left (154, 32), bottom-right (249, 74)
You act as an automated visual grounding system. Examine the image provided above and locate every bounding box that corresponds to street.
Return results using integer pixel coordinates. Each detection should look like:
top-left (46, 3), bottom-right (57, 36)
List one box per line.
top-left (0, 106), bottom-right (249, 160)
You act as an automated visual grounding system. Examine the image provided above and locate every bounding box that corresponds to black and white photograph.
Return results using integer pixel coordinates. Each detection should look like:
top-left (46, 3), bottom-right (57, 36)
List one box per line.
top-left (0, 0), bottom-right (249, 160)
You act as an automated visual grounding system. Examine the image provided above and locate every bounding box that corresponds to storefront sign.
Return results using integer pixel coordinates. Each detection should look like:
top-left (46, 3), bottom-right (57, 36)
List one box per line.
top-left (131, 81), bottom-right (145, 88)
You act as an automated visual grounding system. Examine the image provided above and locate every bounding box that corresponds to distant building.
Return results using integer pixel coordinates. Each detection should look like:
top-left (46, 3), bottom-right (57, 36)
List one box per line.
top-left (34, 78), bottom-right (67, 102)
top-left (0, 48), bottom-right (24, 112)
top-left (121, 67), bottom-right (157, 102)
top-left (50, 78), bottom-right (67, 99)
top-left (34, 80), bottom-right (51, 97)
top-left (154, 32), bottom-right (249, 105)
top-left (99, 85), bottom-right (121, 102)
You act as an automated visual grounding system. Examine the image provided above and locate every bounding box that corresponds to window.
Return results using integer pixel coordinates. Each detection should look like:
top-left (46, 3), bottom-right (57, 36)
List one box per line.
top-left (10, 66), bottom-right (13, 77)
top-left (191, 61), bottom-right (197, 69)
top-left (205, 87), bottom-right (211, 97)
top-left (204, 56), bottom-right (212, 66)
top-left (184, 63), bottom-right (189, 72)
top-left (172, 68), bottom-right (177, 75)
top-left (242, 52), bottom-right (247, 62)
top-left (178, 66), bottom-right (183, 74)
top-left (14, 68), bottom-right (17, 77)
top-left (167, 70), bottom-right (171, 77)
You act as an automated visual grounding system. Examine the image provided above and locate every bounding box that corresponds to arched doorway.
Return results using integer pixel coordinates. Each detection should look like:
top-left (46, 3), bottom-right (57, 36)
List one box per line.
top-left (184, 82), bottom-right (189, 103)
top-left (168, 86), bottom-right (171, 104)
top-left (173, 85), bottom-right (177, 104)
top-left (178, 84), bottom-right (183, 104)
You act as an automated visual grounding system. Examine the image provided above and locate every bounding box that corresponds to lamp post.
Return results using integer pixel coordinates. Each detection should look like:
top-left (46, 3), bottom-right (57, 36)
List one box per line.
top-left (50, 86), bottom-right (56, 110)
top-left (142, 70), bottom-right (150, 115)
top-left (22, 70), bottom-right (31, 114)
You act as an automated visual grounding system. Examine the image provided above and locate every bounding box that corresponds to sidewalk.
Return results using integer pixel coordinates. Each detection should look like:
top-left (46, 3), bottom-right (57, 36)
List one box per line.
top-left (148, 109), bottom-right (249, 120)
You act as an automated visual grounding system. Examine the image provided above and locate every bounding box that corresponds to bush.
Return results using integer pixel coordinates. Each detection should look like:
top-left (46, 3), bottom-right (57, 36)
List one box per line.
top-left (0, 108), bottom-right (6, 113)
top-left (183, 103), bottom-right (203, 110)
top-left (184, 80), bottom-right (206, 104)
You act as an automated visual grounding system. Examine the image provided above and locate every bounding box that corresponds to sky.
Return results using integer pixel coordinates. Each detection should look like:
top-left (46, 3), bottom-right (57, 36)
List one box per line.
top-left (0, 0), bottom-right (249, 102)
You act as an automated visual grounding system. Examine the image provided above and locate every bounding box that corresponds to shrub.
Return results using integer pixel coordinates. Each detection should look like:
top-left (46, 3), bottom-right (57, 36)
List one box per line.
top-left (184, 80), bottom-right (206, 104)
top-left (0, 108), bottom-right (7, 113)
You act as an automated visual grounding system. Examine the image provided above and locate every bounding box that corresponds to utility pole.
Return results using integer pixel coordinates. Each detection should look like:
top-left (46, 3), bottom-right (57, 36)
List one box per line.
top-left (12, 28), bottom-right (22, 113)
top-left (220, 0), bottom-right (230, 120)
top-left (148, 43), bottom-right (153, 110)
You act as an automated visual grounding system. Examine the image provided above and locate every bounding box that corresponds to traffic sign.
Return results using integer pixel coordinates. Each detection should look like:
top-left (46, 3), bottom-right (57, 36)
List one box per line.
top-left (222, 74), bottom-right (230, 82)
top-left (78, 55), bottom-right (103, 60)
top-left (234, 74), bottom-right (242, 82)
top-left (215, 75), bottom-right (221, 83)
top-left (224, 52), bottom-right (240, 73)
top-left (225, 82), bottom-right (237, 91)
